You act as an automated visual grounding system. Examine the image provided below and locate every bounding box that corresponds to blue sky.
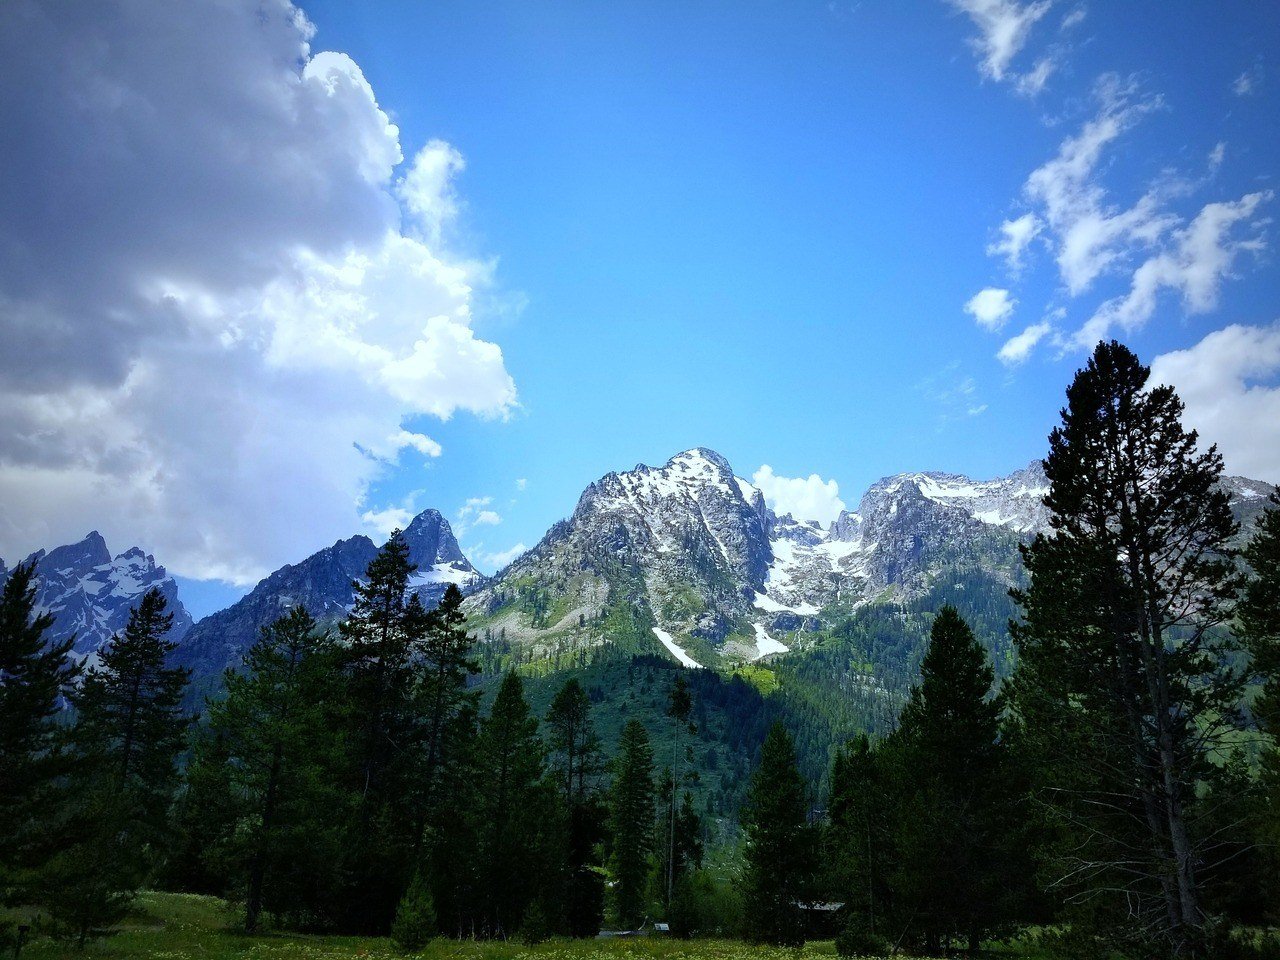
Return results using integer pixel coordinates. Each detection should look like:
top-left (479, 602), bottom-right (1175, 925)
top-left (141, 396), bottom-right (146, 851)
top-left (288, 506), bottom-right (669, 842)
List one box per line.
top-left (1, 1), bottom-right (1276, 618)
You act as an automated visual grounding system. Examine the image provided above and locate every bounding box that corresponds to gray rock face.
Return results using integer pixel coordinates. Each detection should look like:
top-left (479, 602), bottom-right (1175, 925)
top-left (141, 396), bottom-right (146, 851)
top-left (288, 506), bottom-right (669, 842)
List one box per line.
top-left (175, 509), bottom-right (482, 680)
top-left (2, 531), bottom-right (193, 661)
top-left (466, 449), bottom-right (777, 664)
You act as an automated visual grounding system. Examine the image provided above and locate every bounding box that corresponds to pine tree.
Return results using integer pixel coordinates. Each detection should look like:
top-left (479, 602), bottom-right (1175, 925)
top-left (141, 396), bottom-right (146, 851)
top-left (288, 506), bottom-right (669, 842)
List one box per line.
top-left (71, 587), bottom-right (190, 830)
top-left (1008, 341), bottom-right (1244, 959)
top-left (741, 722), bottom-right (815, 947)
top-left (391, 873), bottom-right (437, 951)
top-left (1239, 495), bottom-right (1280, 918)
top-left (883, 606), bottom-right (1010, 954)
top-left (826, 735), bottom-right (890, 945)
top-left (609, 719), bottom-right (655, 929)
top-left (337, 531), bottom-right (432, 931)
top-left (1241, 495), bottom-right (1280, 738)
top-left (662, 675), bottom-right (694, 907)
top-left (205, 607), bottom-right (348, 931)
top-left (546, 678), bottom-right (606, 937)
top-left (474, 672), bottom-right (546, 937)
top-left (0, 561), bottom-right (78, 903)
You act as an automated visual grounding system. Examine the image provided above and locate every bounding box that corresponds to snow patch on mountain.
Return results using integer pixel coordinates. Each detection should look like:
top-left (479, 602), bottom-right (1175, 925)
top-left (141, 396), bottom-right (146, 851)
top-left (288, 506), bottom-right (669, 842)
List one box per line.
top-left (652, 627), bottom-right (702, 668)
top-left (751, 623), bottom-right (788, 659)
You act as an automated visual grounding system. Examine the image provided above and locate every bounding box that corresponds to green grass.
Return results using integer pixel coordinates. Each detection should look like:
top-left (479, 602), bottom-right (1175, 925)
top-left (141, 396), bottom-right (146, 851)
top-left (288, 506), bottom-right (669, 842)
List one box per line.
top-left (7, 891), bottom-right (1049, 960)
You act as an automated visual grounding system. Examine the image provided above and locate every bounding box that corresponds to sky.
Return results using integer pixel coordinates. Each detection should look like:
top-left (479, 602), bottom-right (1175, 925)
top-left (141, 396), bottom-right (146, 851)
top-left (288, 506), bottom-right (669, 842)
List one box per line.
top-left (0, 0), bottom-right (1277, 619)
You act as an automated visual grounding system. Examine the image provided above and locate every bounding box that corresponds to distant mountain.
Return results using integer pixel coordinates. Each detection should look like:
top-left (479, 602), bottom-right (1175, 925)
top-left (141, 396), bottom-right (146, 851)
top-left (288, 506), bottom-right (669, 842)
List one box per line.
top-left (0, 531), bottom-right (192, 661)
top-left (464, 448), bottom-right (1275, 674)
top-left (176, 508), bottom-right (482, 681)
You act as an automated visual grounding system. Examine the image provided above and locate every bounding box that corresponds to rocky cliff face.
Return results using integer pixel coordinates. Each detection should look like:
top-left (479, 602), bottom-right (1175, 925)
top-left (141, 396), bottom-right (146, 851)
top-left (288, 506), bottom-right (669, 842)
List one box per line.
top-left (2, 531), bottom-right (193, 661)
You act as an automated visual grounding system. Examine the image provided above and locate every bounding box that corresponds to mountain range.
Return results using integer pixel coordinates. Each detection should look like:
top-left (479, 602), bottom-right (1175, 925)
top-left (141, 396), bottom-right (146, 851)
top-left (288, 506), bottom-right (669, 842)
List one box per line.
top-left (5, 448), bottom-right (1273, 692)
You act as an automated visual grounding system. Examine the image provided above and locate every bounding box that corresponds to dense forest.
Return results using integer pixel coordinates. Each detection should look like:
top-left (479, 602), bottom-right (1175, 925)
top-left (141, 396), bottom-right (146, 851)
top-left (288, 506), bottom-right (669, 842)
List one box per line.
top-left (2, 341), bottom-right (1279, 959)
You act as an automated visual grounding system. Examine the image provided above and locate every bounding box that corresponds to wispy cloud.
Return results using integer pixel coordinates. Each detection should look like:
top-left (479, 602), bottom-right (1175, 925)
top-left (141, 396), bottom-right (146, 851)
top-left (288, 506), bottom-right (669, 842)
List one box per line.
top-left (997, 320), bottom-right (1053, 365)
top-left (455, 496), bottom-right (502, 536)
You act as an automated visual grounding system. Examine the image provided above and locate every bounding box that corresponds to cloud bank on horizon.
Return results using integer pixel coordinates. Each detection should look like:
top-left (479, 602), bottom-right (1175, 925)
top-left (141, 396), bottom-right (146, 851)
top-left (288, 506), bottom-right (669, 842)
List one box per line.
top-left (0, 0), bottom-right (516, 584)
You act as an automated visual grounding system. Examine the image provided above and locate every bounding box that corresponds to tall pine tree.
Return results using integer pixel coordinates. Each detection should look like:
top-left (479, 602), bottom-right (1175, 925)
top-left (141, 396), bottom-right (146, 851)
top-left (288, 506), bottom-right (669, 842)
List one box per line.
top-left (1239, 494), bottom-right (1280, 919)
top-left (883, 606), bottom-right (1011, 954)
top-left (206, 606), bottom-right (348, 931)
top-left (609, 719), bottom-right (655, 929)
top-left (0, 561), bottom-right (78, 904)
top-left (337, 531), bottom-right (432, 931)
top-left (1008, 341), bottom-right (1244, 959)
top-left (474, 672), bottom-right (547, 937)
top-left (546, 678), bottom-right (606, 937)
top-left (741, 722), bottom-right (815, 947)
top-left (71, 587), bottom-right (190, 826)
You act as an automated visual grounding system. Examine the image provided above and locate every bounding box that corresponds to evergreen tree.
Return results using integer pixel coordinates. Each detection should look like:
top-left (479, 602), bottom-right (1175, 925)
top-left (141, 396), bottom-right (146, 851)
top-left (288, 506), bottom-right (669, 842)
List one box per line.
top-left (337, 531), bottom-right (432, 931)
top-left (71, 587), bottom-right (190, 838)
top-left (73, 589), bottom-right (188, 786)
top-left (655, 770), bottom-right (702, 911)
top-left (662, 675), bottom-right (694, 907)
top-left (883, 606), bottom-right (1012, 954)
top-left (418, 584), bottom-right (479, 798)
top-left (204, 607), bottom-right (348, 931)
top-left (474, 672), bottom-right (546, 937)
top-left (546, 678), bottom-right (606, 937)
top-left (741, 722), bottom-right (815, 947)
top-left (609, 719), bottom-right (655, 929)
top-left (0, 561), bottom-right (78, 903)
top-left (826, 735), bottom-right (890, 944)
top-left (1008, 341), bottom-right (1244, 959)
top-left (391, 873), bottom-right (437, 951)
top-left (1239, 495), bottom-right (1280, 918)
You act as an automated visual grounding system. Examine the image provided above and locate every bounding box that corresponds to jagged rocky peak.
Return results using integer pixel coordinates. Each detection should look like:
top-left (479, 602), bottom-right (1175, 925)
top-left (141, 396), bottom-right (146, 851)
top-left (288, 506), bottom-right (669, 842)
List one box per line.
top-left (576, 446), bottom-right (771, 586)
top-left (6, 530), bottom-right (192, 660)
top-left (403, 508), bottom-right (482, 599)
top-left (844, 460), bottom-right (1051, 538)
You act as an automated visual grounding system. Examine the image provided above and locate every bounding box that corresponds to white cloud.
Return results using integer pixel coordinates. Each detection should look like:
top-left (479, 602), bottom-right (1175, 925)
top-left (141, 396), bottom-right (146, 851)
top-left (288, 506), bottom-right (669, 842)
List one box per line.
top-left (1015, 56), bottom-right (1057, 97)
top-left (1208, 141), bottom-right (1227, 173)
top-left (1023, 75), bottom-right (1174, 296)
top-left (469, 541), bottom-right (528, 573)
top-left (1060, 7), bottom-right (1086, 30)
top-left (1076, 191), bottom-right (1272, 345)
top-left (515, 477), bottom-right (528, 491)
top-left (0, 0), bottom-right (517, 584)
top-left (751, 466), bottom-right (846, 527)
top-left (455, 497), bottom-right (501, 536)
top-left (946, 0), bottom-right (1054, 83)
top-left (1150, 323), bottom-right (1280, 483)
top-left (988, 213), bottom-right (1042, 271)
top-left (997, 321), bottom-right (1053, 365)
top-left (965, 287), bottom-right (1017, 330)
top-left (361, 505), bottom-right (416, 537)
top-left (397, 140), bottom-right (465, 243)
top-left (1233, 64), bottom-right (1262, 96)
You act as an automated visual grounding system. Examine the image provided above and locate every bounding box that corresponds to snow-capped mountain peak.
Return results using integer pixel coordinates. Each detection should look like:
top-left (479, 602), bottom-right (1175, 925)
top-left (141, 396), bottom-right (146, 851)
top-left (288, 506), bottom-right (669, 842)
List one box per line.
top-left (4, 531), bottom-right (193, 660)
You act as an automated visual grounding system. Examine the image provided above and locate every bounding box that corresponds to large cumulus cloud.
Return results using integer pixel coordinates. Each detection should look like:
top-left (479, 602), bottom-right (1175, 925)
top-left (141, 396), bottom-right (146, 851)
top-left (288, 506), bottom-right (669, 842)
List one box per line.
top-left (0, 0), bottom-right (517, 583)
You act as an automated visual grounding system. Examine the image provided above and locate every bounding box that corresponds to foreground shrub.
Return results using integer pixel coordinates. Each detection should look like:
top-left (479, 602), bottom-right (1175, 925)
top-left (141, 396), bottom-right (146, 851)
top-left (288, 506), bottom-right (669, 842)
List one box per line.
top-left (390, 874), bottom-right (436, 952)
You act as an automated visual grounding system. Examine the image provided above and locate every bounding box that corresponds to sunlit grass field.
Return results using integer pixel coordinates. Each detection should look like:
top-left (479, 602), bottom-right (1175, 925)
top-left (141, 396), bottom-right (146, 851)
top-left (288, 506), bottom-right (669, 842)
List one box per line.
top-left (9, 891), bottom-right (1048, 960)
